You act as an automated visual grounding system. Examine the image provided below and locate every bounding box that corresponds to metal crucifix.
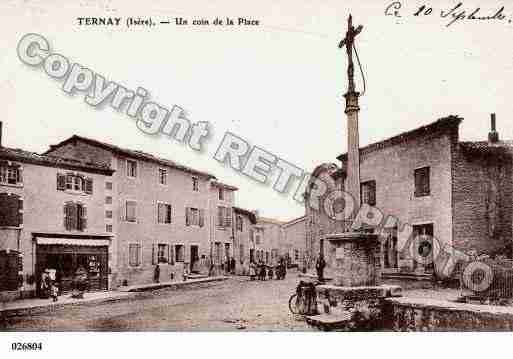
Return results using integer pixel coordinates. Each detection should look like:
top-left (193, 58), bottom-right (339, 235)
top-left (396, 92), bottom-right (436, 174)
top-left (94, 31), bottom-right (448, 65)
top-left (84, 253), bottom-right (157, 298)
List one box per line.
top-left (338, 14), bottom-right (363, 94)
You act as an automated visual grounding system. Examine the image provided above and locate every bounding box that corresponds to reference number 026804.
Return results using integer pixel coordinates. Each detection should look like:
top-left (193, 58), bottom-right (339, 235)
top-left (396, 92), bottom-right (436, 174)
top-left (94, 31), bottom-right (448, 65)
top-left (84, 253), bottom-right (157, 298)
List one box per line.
top-left (11, 342), bottom-right (43, 351)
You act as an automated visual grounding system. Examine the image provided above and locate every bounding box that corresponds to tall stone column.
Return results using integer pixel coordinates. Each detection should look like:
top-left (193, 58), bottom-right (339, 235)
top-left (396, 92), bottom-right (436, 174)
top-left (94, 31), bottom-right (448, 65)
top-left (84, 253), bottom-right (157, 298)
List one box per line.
top-left (344, 91), bottom-right (360, 211)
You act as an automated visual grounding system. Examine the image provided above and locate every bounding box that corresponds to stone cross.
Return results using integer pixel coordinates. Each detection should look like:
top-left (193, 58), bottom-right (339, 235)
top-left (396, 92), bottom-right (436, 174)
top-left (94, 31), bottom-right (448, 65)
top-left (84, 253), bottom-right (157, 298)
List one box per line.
top-left (338, 14), bottom-right (363, 94)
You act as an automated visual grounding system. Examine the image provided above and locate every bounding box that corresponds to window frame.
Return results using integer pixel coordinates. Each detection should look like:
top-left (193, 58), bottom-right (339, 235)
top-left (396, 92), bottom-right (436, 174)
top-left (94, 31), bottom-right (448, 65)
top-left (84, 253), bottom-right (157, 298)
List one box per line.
top-left (218, 187), bottom-right (224, 200)
top-left (157, 202), bottom-right (172, 224)
top-left (125, 200), bottom-right (137, 223)
top-left (174, 244), bottom-right (185, 263)
top-left (414, 166), bottom-right (431, 197)
top-left (126, 159), bottom-right (138, 178)
top-left (158, 168), bottom-right (167, 186)
top-left (192, 177), bottom-right (199, 192)
top-left (361, 180), bottom-right (376, 206)
top-left (129, 243), bottom-right (142, 267)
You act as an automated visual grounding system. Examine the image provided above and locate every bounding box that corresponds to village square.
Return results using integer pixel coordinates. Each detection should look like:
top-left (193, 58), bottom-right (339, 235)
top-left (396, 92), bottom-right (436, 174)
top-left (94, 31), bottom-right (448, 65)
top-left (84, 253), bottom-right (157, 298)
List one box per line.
top-left (2, 10), bottom-right (513, 333)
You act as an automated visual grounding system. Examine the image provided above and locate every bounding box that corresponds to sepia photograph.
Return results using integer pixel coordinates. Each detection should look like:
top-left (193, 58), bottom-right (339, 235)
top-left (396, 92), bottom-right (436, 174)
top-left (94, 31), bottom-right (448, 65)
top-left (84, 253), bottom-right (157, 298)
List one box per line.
top-left (1, 0), bottom-right (513, 357)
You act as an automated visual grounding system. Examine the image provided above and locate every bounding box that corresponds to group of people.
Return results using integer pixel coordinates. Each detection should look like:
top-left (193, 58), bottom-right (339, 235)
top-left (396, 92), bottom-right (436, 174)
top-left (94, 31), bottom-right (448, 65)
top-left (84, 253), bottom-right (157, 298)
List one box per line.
top-left (40, 269), bottom-right (59, 302)
top-left (40, 266), bottom-right (90, 301)
top-left (249, 257), bottom-right (287, 281)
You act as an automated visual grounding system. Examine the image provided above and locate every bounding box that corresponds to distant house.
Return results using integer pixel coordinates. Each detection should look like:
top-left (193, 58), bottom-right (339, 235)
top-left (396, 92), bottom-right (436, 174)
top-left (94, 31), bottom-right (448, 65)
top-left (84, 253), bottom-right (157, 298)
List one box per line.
top-left (233, 206), bottom-right (257, 274)
top-left (281, 216), bottom-right (307, 269)
top-left (306, 115), bottom-right (513, 279)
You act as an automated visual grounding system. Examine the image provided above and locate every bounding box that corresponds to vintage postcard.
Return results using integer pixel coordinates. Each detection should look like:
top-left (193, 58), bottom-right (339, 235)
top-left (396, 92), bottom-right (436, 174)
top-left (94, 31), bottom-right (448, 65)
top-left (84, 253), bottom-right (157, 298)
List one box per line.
top-left (1, 0), bottom-right (513, 356)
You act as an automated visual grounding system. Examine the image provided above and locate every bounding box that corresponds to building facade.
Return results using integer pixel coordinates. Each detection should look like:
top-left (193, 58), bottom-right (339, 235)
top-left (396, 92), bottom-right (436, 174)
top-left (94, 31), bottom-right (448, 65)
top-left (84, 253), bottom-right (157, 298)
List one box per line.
top-left (233, 206), bottom-right (257, 275)
top-left (0, 139), bottom-right (114, 300)
top-left (45, 135), bottom-right (241, 286)
top-left (281, 216), bottom-right (307, 269)
top-left (306, 115), bottom-right (513, 279)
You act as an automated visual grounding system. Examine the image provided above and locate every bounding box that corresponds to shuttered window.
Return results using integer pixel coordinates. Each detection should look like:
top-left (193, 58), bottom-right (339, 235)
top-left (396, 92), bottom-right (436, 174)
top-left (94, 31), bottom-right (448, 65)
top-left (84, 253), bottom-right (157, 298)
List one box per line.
top-left (414, 167), bottom-right (430, 197)
top-left (129, 244), bottom-right (141, 267)
top-left (186, 207), bottom-right (204, 227)
top-left (126, 201), bottom-right (137, 222)
top-left (236, 215), bottom-right (243, 232)
top-left (217, 206), bottom-right (232, 228)
top-left (175, 245), bottom-right (184, 262)
top-left (0, 193), bottom-right (22, 227)
top-left (57, 173), bottom-right (92, 194)
top-left (63, 202), bottom-right (87, 231)
top-left (361, 180), bottom-right (376, 206)
top-left (157, 203), bottom-right (172, 224)
top-left (0, 163), bottom-right (22, 185)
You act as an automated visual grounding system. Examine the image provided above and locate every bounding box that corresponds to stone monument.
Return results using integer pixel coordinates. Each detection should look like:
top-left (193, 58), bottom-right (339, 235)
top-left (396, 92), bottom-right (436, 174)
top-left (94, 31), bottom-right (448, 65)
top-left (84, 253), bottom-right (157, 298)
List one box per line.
top-left (306, 15), bottom-right (401, 331)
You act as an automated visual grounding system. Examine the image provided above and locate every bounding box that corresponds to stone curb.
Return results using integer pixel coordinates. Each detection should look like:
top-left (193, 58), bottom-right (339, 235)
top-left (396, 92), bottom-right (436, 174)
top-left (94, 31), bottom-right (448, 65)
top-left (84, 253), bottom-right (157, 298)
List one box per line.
top-left (0, 276), bottom-right (229, 319)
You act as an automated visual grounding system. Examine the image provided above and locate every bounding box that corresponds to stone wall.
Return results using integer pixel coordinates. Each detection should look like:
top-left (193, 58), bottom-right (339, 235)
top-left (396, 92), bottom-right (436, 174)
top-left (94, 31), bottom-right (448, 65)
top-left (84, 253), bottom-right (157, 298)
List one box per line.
top-left (451, 145), bottom-right (513, 257)
top-left (384, 297), bottom-right (513, 331)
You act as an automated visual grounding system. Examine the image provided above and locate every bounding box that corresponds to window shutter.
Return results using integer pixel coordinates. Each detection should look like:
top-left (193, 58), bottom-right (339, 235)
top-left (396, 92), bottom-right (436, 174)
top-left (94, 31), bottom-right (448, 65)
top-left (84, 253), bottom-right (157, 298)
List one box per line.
top-left (57, 174), bottom-right (66, 191)
top-left (414, 170), bottom-right (421, 197)
top-left (18, 199), bottom-right (23, 226)
top-left (199, 209), bottom-right (205, 227)
top-left (225, 208), bottom-right (232, 227)
top-left (85, 178), bottom-right (93, 194)
top-left (169, 245), bottom-right (174, 265)
top-left (185, 207), bottom-right (190, 226)
top-left (70, 203), bottom-right (78, 230)
top-left (81, 205), bottom-right (87, 230)
top-left (168, 205), bottom-right (172, 224)
top-left (152, 244), bottom-right (156, 265)
top-left (217, 207), bottom-right (224, 227)
top-left (17, 168), bottom-right (23, 184)
top-left (369, 181), bottom-right (376, 206)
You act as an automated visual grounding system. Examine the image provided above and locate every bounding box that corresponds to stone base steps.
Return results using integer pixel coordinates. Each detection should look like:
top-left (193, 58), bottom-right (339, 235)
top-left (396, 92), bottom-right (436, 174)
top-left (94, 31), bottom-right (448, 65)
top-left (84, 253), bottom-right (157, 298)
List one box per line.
top-left (305, 313), bottom-right (352, 331)
top-left (381, 271), bottom-right (433, 281)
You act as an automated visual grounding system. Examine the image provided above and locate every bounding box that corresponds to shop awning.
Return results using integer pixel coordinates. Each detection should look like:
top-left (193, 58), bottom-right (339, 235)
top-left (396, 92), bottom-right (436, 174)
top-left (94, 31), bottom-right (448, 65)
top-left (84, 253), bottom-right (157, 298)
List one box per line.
top-left (35, 237), bottom-right (110, 247)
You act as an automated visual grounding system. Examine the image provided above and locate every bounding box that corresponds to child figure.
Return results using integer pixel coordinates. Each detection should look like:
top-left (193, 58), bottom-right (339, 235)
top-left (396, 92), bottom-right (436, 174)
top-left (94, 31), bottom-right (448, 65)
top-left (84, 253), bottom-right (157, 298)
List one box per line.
top-left (268, 266), bottom-right (274, 280)
top-left (50, 282), bottom-right (59, 302)
top-left (183, 265), bottom-right (189, 282)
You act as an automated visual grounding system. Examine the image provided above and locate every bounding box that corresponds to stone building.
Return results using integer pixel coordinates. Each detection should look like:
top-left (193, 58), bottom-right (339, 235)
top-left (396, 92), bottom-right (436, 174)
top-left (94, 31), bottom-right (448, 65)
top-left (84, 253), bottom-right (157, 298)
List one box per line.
top-left (281, 216), bottom-right (307, 269)
top-left (0, 124), bottom-right (115, 300)
top-left (305, 115), bottom-right (513, 279)
top-left (233, 206), bottom-right (257, 274)
top-left (45, 135), bottom-right (238, 286)
top-left (252, 217), bottom-right (284, 266)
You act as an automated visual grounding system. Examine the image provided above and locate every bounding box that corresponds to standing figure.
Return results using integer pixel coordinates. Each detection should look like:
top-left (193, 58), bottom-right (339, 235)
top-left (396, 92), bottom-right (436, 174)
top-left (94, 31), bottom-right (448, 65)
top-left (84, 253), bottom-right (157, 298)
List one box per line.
top-left (230, 257), bottom-right (236, 275)
top-left (40, 269), bottom-right (50, 299)
top-left (315, 256), bottom-right (326, 283)
top-left (153, 263), bottom-right (160, 283)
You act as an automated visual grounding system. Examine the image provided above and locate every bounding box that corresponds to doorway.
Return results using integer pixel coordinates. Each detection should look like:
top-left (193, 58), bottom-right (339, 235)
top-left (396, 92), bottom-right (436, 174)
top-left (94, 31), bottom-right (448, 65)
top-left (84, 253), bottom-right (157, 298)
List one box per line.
top-left (190, 245), bottom-right (199, 273)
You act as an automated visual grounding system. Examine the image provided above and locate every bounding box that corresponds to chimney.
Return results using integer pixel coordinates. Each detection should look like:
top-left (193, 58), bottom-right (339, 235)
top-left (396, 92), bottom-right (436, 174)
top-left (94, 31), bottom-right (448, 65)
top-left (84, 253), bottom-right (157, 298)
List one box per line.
top-left (488, 113), bottom-right (499, 143)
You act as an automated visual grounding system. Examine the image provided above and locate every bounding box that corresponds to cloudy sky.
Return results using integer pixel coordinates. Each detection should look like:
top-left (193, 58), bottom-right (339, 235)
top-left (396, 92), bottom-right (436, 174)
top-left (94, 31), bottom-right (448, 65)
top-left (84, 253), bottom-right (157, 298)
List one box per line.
top-left (1, 0), bottom-right (512, 220)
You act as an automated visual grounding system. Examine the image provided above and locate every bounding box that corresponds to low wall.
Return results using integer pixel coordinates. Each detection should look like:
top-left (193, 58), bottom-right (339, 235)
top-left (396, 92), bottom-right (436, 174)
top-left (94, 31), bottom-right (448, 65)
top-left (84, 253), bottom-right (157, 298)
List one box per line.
top-left (384, 297), bottom-right (513, 331)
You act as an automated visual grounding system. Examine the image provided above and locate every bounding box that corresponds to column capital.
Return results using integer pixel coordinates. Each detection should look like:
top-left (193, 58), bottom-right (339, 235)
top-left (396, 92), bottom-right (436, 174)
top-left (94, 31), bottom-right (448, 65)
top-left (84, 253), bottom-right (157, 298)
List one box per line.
top-left (344, 91), bottom-right (360, 114)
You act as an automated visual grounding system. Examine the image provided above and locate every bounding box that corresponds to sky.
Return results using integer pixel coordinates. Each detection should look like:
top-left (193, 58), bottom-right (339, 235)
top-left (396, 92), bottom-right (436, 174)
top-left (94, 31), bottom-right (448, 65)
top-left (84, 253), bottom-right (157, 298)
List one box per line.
top-left (1, 0), bottom-right (512, 221)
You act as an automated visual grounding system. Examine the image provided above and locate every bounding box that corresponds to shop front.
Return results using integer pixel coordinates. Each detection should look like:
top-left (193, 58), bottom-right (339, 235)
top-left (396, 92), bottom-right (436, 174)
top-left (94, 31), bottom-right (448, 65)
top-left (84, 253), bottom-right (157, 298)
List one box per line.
top-left (34, 235), bottom-right (111, 296)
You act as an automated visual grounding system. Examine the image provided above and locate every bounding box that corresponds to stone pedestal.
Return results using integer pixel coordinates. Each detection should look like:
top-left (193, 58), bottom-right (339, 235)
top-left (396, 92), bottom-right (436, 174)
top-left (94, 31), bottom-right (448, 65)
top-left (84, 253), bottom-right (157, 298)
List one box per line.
top-left (306, 231), bottom-right (401, 331)
top-left (325, 232), bottom-right (381, 287)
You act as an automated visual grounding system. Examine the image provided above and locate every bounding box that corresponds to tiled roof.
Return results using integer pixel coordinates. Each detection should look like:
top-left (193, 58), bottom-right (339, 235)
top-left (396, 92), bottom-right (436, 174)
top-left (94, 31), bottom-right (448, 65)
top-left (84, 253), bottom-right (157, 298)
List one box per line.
top-left (233, 206), bottom-right (257, 224)
top-left (45, 135), bottom-right (216, 179)
top-left (337, 115), bottom-right (462, 161)
top-left (459, 141), bottom-right (513, 157)
top-left (257, 217), bottom-right (285, 225)
top-left (0, 146), bottom-right (114, 175)
top-left (211, 180), bottom-right (238, 191)
top-left (282, 216), bottom-right (306, 227)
